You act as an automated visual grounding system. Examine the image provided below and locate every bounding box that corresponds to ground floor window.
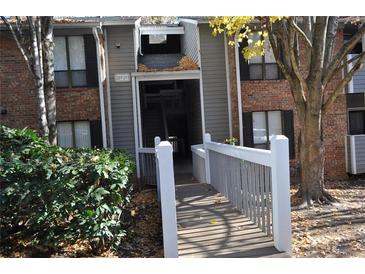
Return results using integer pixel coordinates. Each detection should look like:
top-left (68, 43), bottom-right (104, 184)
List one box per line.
top-left (243, 110), bottom-right (295, 159)
top-left (349, 110), bottom-right (365, 135)
top-left (57, 121), bottom-right (91, 148)
top-left (252, 110), bottom-right (282, 149)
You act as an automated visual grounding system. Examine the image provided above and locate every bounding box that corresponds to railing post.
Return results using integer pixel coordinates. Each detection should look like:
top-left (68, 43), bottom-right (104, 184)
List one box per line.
top-left (204, 133), bottom-right (211, 184)
top-left (154, 136), bottom-right (161, 202)
top-left (155, 141), bottom-right (178, 258)
top-left (270, 135), bottom-right (292, 254)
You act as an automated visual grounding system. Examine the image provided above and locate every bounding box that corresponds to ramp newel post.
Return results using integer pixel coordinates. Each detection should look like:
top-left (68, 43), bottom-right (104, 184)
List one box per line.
top-left (156, 141), bottom-right (178, 258)
top-left (270, 135), bottom-right (292, 254)
top-left (204, 133), bottom-right (211, 184)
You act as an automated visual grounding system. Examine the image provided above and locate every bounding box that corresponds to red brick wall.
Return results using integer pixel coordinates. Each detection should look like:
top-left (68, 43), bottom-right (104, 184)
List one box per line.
top-left (227, 33), bottom-right (347, 179)
top-left (0, 33), bottom-right (38, 130)
top-left (0, 33), bottom-right (101, 132)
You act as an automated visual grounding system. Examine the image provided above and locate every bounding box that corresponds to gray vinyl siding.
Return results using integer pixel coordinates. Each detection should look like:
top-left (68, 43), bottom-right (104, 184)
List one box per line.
top-left (199, 24), bottom-right (230, 142)
top-left (353, 65), bottom-right (365, 93)
top-left (346, 135), bottom-right (352, 173)
top-left (106, 25), bottom-right (135, 154)
top-left (354, 135), bottom-right (365, 173)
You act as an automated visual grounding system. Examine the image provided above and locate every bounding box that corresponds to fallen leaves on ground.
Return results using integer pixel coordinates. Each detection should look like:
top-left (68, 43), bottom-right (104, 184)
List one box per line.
top-left (118, 189), bottom-right (163, 257)
top-left (291, 179), bottom-right (365, 258)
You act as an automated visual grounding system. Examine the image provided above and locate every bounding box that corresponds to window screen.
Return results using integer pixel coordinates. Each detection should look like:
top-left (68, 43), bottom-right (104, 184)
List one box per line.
top-left (54, 37), bottom-right (68, 71)
top-left (68, 36), bottom-right (86, 70)
top-left (57, 122), bottom-right (73, 148)
top-left (253, 111), bottom-right (283, 149)
top-left (74, 121), bottom-right (91, 148)
top-left (268, 111), bottom-right (282, 137)
top-left (253, 112), bottom-right (267, 145)
top-left (57, 121), bottom-right (91, 148)
top-left (54, 36), bottom-right (88, 87)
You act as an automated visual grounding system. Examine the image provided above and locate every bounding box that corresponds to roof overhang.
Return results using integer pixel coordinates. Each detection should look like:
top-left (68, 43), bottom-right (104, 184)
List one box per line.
top-left (139, 25), bottom-right (184, 35)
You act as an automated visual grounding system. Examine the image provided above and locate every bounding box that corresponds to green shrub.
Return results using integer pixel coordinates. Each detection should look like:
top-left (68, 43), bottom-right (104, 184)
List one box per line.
top-left (0, 125), bottom-right (135, 253)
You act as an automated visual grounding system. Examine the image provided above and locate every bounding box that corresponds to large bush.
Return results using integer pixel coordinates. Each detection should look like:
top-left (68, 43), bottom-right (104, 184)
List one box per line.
top-left (0, 125), bottom-right (135, 253)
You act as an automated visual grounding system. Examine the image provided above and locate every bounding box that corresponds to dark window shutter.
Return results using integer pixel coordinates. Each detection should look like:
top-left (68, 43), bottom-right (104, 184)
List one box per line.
top-left (242, 112), bottom-right (254, 147)
top-left (239, 41), bottom-right (250, 80)
top-left (282, 110), bottom-right (295, 159)
top-left (90, 120), bottom-right (103, 148)
top-left (84, 35), bottom-right (99, 87)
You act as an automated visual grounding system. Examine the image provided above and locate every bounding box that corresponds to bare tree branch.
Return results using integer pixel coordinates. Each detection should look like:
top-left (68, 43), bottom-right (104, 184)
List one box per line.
top-left (288, 19), bottom-right (309, 101)
top-left (329, 52), bottom-right (365, 79)
top-left (323, 16), bottom-right (339, 69)
top-left (323, 53), bottom-right (365, 113)
top-left (266, 19), bottom-right (291, 79)
top-left (289, 17), bottom-right (313, 48)
top-left (322, 22), bottom-right (365, 85)
top-left (307, 16), bottom-right (329, 87)
top-left (1, 16), bottom-right (34, 78)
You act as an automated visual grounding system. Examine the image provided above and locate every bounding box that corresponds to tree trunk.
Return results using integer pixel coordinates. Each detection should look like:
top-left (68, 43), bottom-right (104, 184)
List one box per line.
top-left (42, 17), bottom-right (57, 145)
top-left (297, 108), bottom-right (337, 206)
top-left (29, 17), bottom-right (49, 139)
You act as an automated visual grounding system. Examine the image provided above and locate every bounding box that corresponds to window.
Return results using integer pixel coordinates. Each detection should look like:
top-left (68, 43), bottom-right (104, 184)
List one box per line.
top-left (239, 33), bottom-right (282, 80)
top-left (54, 35), bottom-right (98, 88)
top-left (252, 111), bottom-right (282, 149)
top-left (349, 110), bottom-right (365, 135)
top-left (243, 110), bottom-right (295, 159)
top-left (57, 121), bottom-right (91, 148)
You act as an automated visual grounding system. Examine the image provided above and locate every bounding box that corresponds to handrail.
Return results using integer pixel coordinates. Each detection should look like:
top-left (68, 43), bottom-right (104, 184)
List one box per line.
top-left (205, 140), bottom-right (272, 167)
top-left (191, 144), bottom-right (206, 158)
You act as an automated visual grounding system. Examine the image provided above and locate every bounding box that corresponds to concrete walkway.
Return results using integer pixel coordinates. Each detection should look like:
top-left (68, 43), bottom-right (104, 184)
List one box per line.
top-left (175, 182), bottom-right (289, 258)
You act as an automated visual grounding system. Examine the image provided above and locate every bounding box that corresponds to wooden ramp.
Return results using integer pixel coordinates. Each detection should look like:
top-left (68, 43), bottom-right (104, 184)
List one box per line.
top-left (175, 183), bottom-right (289, 258)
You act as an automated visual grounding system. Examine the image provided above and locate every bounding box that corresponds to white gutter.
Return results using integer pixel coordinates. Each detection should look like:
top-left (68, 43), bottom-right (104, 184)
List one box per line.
top-left (224, 31), bottom-right (232, 137)
top-left (93, 26), bottom-right (107, 148)
top-left (234, 32), bottom-right (244, 146)
top-left (103, 28), bottom-right (114, 148)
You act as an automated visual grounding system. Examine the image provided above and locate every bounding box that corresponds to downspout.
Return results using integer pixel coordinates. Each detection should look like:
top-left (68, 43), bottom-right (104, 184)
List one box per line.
top-left (234, 31), bottom-right (244, 146)
top-left (104, 28), bottom-right (114, 148)
top-left (224, 31), bottom-right (232, 137)
top-left (93, 26), bottom-right (107, 148)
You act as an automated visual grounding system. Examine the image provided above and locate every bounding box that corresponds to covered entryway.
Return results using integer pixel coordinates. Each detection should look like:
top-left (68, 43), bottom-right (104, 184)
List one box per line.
top-left (132, 70), bottom-right (204, 186)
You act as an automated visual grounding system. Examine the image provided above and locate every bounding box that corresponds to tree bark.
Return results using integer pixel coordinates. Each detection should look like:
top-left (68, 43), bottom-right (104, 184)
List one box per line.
top-left (297, 97), bottom-right (337, 206)
top-left (28, 17), bottom-right (49, 139)
top-left (42, 17), bottom-right (57, 145)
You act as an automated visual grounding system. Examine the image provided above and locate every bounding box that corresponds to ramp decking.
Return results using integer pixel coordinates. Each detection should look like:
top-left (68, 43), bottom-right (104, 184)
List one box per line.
top-left (175, 182), bottom-right (289, 258)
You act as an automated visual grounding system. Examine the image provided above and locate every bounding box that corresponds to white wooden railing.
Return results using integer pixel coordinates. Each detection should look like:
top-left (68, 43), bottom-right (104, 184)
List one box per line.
top-left (191, 133), bottom-right (292, 254)
top-left (191, 144), bottom-right (206, 183)
top-left (138, 147), bottom-right (157, 186)
top-left (154, 137), bottom-right (178, 258)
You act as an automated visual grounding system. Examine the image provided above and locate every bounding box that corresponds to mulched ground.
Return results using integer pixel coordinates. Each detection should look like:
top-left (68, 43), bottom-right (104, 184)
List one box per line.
top-left (0, 188), bottom-right (163, 258)
top-left (291, 179), bottom-right (365, 258)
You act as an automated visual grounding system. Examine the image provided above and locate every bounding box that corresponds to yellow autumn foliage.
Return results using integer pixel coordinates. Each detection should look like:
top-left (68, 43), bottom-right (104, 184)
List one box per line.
top-left (209, 16), bottom-right (285, 61)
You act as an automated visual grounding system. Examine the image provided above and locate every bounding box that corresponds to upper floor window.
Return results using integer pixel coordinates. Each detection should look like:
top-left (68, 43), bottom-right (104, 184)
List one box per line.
top-left (239, 33), bottom-right (284, 81)
top-left (54, 35), bottom-right (98, 88)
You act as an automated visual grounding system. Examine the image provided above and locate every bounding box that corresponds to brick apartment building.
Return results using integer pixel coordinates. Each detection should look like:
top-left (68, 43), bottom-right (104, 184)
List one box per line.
top-left (1, 17), bottom-right (364, 180)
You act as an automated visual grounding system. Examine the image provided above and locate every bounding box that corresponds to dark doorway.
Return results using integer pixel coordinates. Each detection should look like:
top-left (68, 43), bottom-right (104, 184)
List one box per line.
top-left (139, 79), bottom-right (202, 183)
